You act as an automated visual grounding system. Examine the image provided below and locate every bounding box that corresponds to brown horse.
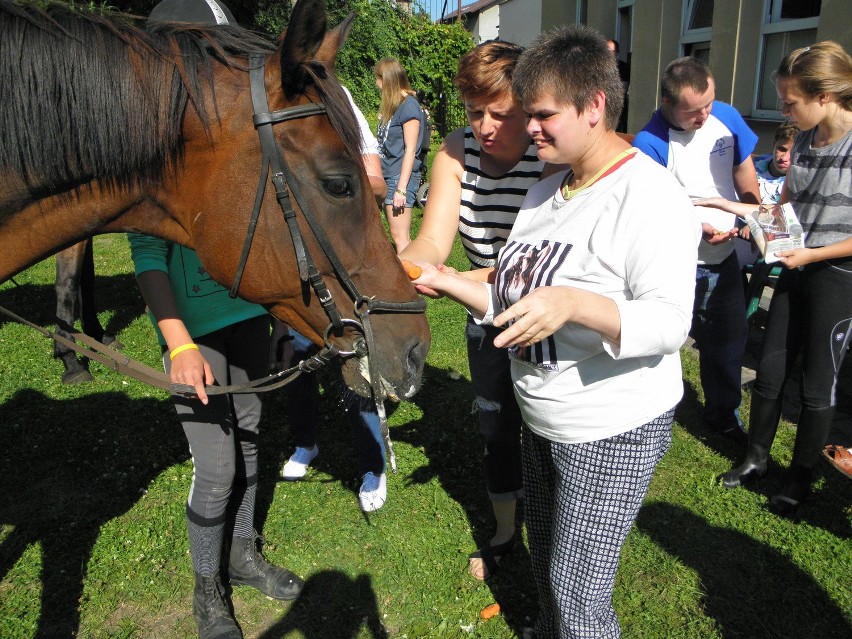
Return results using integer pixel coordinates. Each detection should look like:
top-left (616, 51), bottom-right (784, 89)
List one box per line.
top-left (0, 0), bottom-right (429, 400)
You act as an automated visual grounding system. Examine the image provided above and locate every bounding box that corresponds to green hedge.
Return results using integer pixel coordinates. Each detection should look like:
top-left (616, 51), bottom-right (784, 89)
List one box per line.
top-left (254, 0), bottom-right (472, 133)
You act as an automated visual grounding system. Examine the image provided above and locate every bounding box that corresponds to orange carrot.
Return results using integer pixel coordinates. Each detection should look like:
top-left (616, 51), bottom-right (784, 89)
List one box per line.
top-left (480, 603), bottom-right (501, 619)
top-left (401, 259), bottom-right (422, 280)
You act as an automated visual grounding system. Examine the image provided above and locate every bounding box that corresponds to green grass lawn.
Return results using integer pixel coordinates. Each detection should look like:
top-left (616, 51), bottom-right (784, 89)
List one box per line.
top-left (0, 224), bottom-right (850, 639)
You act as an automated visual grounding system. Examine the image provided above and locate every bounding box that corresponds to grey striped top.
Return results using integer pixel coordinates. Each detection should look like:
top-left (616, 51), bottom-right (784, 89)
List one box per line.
top-left (787, 126), bottom-right (852, 248)
top-left (458, 128), bottom-right (545, 268)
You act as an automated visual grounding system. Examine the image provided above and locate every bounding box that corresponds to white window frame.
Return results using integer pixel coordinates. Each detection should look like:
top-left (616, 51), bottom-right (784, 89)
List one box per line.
top-left (616, 0), bottom-right (634, 54)
top-left (752, 0), bottom-right (820, 119)
top-left (680, 0), bottom-right (713, 54)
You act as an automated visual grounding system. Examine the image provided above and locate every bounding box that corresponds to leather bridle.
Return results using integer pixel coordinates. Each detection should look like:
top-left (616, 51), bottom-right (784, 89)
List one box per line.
top-left (0, 54), bottom-right (426, 447)
top-left (228, 55), bottom-right (426, 409)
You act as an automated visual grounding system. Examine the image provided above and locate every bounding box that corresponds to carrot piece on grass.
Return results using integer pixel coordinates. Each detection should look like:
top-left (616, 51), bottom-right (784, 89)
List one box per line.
top-left (480, 603), bottom-right (501, 619)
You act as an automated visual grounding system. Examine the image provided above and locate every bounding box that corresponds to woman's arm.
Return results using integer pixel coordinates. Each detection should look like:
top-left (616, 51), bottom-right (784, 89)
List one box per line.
top-left (135, 270), bottom-right (214, 404)
top-left (777, 236), bottom-right (852, 268)
top-left (128, 233), bottom-right (216, 405)
top-left (362, 151), bottom-right (387, 204)
top-left (411, 261), bottom-right (491, 317)
top-left (391, 117), bottom-right (421, 212)
top-left (692, 197), bottom-right (758, 217)
top-left (398, 130), bottom-right (466, 265)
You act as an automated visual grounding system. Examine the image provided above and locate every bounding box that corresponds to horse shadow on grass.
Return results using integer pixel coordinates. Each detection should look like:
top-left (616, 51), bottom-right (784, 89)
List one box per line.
top-left (635, 502), bottom-right (852, 638)
top-left (255, 570), bottom-right (387, 639)
top-left (0, 388), bottom-right (187, 638)
top-left (0, 274), bottom-right (145, 351)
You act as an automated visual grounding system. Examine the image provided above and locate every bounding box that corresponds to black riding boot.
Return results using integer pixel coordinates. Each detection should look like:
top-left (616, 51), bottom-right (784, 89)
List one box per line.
top-left (720, 391), bottom-right (782, 488)
top-left (227, 535), bottom-right (304, 600)
top-left (770, 406), bottom-right (835, 516)
top-left (192, 573), bottom-right (242, 639)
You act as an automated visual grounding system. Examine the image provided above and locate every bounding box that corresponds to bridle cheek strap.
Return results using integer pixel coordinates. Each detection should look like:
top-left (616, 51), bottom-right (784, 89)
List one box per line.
top-left (232, 54), bottom-right (426, 413)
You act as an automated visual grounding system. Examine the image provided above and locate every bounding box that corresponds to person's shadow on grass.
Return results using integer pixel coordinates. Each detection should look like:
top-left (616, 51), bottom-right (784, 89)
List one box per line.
top-left (635, 502), bottom-right (851, 638)
top-left (255, 570), bottom-right (387, 639)
top-left (677, 365), bottom-right (852, 536)
top-left (0, 388), bottom-right (187, 639)
top-left (390, 361), bottom-right (538, 633)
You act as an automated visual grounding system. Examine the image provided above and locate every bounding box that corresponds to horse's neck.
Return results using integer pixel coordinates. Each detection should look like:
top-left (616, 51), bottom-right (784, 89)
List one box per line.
top-left (0, 186), bottom-right (147, 283)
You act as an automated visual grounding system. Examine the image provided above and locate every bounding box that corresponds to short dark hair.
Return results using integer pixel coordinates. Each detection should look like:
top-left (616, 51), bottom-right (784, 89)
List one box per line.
top-left (661, 56), bottom-right (713, 104)
top-left (512, 24), bottom-right (623, 131)
top-left (774, 120), bottom-right (799, 144)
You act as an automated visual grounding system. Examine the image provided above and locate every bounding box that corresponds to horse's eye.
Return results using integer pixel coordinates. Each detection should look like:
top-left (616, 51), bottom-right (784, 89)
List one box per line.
top-left (323, 177), bottom-right (353, 198)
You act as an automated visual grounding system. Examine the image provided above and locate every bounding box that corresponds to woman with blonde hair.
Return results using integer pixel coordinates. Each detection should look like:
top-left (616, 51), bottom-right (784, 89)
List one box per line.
top-left (375, 57), bottom-right (424, 252)
top-left (721, 41), bottom-right (852, 513)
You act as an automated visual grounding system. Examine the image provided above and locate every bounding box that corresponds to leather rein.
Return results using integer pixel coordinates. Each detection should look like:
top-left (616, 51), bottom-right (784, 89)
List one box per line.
top-left (0, 55), bottom-right (426, 412)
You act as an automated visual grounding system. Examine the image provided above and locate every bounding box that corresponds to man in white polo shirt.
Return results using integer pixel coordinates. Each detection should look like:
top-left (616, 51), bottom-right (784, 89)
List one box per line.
top-left (634, 56), bottom-right (760, 442)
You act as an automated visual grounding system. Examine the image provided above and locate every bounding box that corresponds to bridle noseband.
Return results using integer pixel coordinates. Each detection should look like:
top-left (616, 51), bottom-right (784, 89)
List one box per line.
top-left (230, 54), bottom-right (426, 409)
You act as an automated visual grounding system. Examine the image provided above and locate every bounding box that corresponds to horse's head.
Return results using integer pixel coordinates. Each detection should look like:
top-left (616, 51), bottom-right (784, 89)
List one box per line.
top-left (170, 0), bottom-right (430, 400)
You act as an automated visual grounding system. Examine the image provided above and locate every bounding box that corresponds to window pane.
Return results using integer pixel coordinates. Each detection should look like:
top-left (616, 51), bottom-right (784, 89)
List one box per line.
top-left (780, 0), bottom-right (820, 21)
top-left (685, 41), bottom-right (711, 65)
top-left (757, 28), bottom-right (817, 111)
top-left (688, 0), bottom-right (714, 29)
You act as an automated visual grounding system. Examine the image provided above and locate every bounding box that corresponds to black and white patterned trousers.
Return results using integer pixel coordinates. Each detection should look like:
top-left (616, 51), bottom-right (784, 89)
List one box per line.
top-left (523, 409), bottom-right (674, 638)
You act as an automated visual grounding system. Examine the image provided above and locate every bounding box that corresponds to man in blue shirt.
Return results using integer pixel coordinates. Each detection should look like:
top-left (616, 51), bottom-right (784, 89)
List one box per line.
top-left (634, 56), bottom-right (760, 442)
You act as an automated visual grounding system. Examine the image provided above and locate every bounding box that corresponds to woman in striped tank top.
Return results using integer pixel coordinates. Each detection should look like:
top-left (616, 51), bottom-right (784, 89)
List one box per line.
top-left (399, 41), bottom-right (553, 580)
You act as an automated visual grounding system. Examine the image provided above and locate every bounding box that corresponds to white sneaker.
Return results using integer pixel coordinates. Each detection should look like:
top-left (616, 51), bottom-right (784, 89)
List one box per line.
top-left (358, 472), bottom-right (387, 512)
top-left (281, 446), bottom-right (318, 480)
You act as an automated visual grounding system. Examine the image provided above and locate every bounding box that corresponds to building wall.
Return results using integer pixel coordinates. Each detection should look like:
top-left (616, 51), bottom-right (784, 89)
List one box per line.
top-left (501, 0), bottom-right (542, 46)
top-left (471, 4), bottom-right (500, 42)
top-left (588, 0), bottom-right (852, 152)
top-left (540, 0), bottom-right (575, 36)
top-left (819, 0), bottom-right (852, 49)
top-left (462, 0), bottom-right (852, 152)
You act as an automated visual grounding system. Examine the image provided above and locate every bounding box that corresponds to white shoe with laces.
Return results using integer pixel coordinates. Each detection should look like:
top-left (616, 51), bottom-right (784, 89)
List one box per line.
top-left (358, 472), bottom-right (387, 512)
top-left (281, 446), bottom-right (318, 481)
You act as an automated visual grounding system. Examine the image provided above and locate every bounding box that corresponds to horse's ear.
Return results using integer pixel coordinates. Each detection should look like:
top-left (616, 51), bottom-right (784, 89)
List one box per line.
top-left (314, 12), bottom-right (355, 73)
top-left (278, 0), bottom-right (327, 97)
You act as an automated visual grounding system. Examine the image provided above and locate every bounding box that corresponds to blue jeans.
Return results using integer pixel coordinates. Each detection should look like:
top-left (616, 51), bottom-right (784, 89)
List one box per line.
top-left (466, 316), bottom-right (523, 501)
top-left (284, 329), bottom-right (385, 476)
top-left (383, 172), bottom-right (420, 208)
top-left (691, 252), bottom-right (748, 431)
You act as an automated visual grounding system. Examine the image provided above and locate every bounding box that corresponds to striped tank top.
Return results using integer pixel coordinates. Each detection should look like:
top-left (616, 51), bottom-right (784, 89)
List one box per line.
top-left (459, 128), bottom-right (545, 268)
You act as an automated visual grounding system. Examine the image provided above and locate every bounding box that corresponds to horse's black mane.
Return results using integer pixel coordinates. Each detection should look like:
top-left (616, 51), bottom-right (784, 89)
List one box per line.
top-left (0, 0), bottom-right (360, 210)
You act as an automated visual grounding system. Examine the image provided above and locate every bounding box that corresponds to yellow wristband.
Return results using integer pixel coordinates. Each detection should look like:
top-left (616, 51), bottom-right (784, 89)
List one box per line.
top-left (395, 189), bottom-right (406, 196)
top-left (169, 343), bottom-right (199, 361)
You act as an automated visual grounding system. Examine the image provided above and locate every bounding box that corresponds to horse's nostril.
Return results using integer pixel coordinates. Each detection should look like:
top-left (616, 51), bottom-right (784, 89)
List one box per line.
top-left (406, 339), bottom-right (426, 376)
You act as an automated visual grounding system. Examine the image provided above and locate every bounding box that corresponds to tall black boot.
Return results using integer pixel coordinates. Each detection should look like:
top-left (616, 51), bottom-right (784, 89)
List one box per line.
top-left (192, 573), bottom-right (242, 639)
top-left (227, 534), bottom-right (304, 601)
top-left (720, 391), bottom-right (782, 488)
top-left (770, 406), bottom-right (835, 516)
